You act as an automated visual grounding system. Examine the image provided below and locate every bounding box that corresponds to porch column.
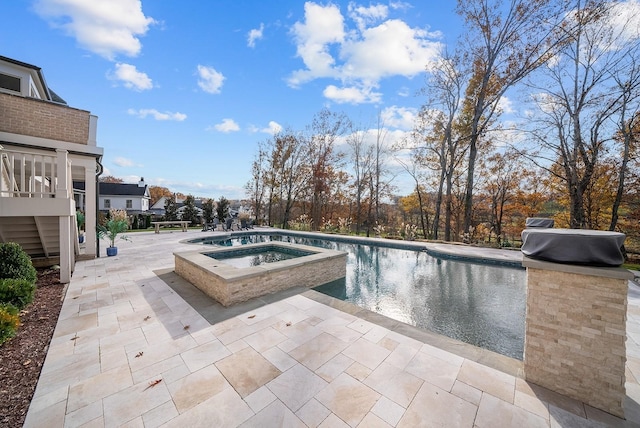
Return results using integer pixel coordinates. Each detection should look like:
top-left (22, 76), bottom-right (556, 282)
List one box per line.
top-left (59, 215), bottom-right (71, 283)
top-left (83, 164), bottom-right (96, 257)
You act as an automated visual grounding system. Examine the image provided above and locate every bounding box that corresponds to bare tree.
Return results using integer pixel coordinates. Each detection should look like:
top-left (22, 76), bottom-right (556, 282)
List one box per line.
top-left (347, 124), bottom-right (374, 235)
top-left (525, 1), bottom-right (640, 228)
top-left (457, 0), bottom-right (567, 235)
top-left (307, 108), bottom-right (350, 230)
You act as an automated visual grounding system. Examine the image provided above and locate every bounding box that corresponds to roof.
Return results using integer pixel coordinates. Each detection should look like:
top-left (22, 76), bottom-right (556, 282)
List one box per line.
top-left (73, 181), bottom-right (149, 197)
top-left (0, 55), bottom-right (66, 105)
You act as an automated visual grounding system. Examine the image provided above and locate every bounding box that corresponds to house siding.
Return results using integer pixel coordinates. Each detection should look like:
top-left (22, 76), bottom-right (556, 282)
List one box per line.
top-left (0, 92), bottom-right (90, 145)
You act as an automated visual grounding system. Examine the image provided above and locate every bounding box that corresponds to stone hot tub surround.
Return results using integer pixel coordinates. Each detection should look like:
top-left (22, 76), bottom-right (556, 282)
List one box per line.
top-left (523, 257), bottom-right (633, 418)
top-left (174, 242), bottom-right (347, 306)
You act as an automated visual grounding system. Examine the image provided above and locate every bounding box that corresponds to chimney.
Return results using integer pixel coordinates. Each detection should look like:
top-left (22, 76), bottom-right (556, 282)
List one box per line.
top-left (138, 177), bottom-right (145, 188)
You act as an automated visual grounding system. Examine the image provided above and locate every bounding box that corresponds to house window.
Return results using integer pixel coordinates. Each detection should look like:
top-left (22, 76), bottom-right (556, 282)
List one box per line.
top-left (0, 73), bottom-right (21, 93)
top-left (104, 199), bottom-right (111, 209)
top-left (126, 199), bottom-right (132, 209)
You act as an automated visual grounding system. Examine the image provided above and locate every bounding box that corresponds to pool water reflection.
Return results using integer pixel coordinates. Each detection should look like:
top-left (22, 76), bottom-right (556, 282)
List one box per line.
top-left (192, 233), bottom-right (526, 359)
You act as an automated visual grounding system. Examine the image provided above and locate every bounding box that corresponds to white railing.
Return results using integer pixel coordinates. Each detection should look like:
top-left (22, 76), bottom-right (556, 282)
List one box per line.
top-left (0, 145), bottom-right (71, 198)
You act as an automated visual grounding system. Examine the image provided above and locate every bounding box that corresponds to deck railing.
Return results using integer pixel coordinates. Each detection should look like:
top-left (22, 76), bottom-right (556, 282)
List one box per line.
top-left (0, 145), bottom-right (71, 199)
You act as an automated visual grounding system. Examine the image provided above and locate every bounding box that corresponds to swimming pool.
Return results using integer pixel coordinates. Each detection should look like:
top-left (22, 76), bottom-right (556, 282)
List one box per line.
top-left (189, 232), bottom-right (526, 359)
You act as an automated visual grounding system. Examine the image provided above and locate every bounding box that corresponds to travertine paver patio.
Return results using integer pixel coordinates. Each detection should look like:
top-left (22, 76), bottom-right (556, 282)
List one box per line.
top-left (22, 229), bottom-right (640, 427)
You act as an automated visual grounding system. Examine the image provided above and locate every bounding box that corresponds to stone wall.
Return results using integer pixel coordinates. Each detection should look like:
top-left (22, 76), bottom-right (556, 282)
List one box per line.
top-left (0, 92), bottom-right (90, 144)
top-left (523, 259), bottom-right (632, 417)
top-left (175, 245), bottom-right (347, 306)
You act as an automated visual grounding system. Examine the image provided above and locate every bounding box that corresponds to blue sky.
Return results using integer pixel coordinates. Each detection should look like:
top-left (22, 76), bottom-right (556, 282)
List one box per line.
top-left (1, 1), bottom-right (465, 199)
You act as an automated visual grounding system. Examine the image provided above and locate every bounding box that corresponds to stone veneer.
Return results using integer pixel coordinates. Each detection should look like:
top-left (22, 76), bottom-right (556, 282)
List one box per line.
top-left (175, 242), bottom-right (347, 306)
top-left (523, 257), bottom-right (633, 418)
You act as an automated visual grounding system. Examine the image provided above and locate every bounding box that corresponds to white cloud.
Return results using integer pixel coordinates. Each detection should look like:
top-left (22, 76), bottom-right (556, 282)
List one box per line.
top-left (212, 118), bottom-right (240, 133)
top-left (109, 63), bottom-right (153, 91)
top-left (114, 157), bottom-right (134, 167)
top-left (380, 106), bottom-right (417, 130)
top-left (247, 23), bottom-right (264, 48)
top-left (261, 121), bottom-right (283, 135)
top-left (348, 3), bottom-right (388, 31)
top-left (127, 108), bottom-right (187, 121)
top-left (323, 84), bottom-right (381, 104)
top-left (34, 0), bottom-right (155, 60)
top-left (497, 96), bottom-right (515, 115)
top-left (288, 2), bottom-right (443, 104)
top-left (197, 65), bottom-right (225, 94)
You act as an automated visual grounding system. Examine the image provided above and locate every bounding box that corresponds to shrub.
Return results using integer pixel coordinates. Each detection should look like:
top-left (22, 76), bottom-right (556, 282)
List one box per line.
top-left (0, 303), bottom-right (20, 345)
top-left (0, 243), bottom-right (37, 283)
top-left (0, 278), bottom-right (36, 310)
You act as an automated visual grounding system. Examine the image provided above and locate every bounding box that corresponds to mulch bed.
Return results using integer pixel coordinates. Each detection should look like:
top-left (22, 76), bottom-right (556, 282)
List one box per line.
top-left (0, 269), bottom-right (65, 427)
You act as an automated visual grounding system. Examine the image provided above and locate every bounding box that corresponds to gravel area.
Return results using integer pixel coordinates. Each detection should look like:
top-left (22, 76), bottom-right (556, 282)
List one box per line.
top-left (0, 269), bottom-right (64, 427)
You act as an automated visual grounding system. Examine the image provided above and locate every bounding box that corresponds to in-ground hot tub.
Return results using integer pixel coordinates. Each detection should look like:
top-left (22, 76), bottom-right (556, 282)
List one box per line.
top-left (174, 242), bottom-right (347, 306)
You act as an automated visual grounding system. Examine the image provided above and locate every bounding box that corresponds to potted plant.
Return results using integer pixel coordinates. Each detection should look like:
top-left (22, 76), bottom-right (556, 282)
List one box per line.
top-left (97, 209), bottom-right (130, 256)
top-left (76, 210), bottom-right (85, 243)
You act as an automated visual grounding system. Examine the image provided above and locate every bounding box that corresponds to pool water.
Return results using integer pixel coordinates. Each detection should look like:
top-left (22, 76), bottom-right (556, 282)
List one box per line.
top-left (205, 245), bottom-right (313, 268)
top-left (192, 233), bottom-right (526, 359)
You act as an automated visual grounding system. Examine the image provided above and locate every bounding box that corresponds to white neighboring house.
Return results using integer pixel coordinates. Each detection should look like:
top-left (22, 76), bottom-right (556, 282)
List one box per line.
top-left (0, 55), bottom-right (103, 283)
top-left (98, 178), bottom-right (150, 213)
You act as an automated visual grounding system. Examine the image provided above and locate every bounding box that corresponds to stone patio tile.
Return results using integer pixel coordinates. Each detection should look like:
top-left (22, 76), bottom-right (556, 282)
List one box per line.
top-left (289, 332), bottom-right (349, 371)
top-left (362, 325), bottom-right (390, 344)
top-left (364, 362), bottom-right (423, 408)
top-left (451, 380), bottom-right (483, 406)
top-left (99, 326), bottom-right (146, 354)
top-left (216, 315), bottom-right (281, 345)
top-left (79, 416), bottom-right (105, 427)
top-left (358, 412), bottom-right (392, 427)
top-left (267, 363), bottom-right (328, 412)
top-left (276, 318), bottom-right (324, 345)
top-left (276, 306), bottom-right (311, 325)
top-left (370, 395), bottom-right (406, 426)
top-left (227, 338), bottom-right (250, 353)
top-left (52, 312), bottom-right (98, 338)
top-left (515, 378), bottom-right (586, 418)
top-left (346, 319), bottom-right (375, 335)
top-left (318, 413), bottom-right (350, 427)
top-left (342, 338), bottom-right (391, 371)
top-left (584, 404), bottom-right (631, 427)
top-left (316, 373), bottom-right (380, 427)
top-left (141, 400), bottom-right (179, 428)
top-left (316, 353), bottom-right (355, 382)
top-left (321, 323), bottom-right (363, 343)
top-left (404, 349), bottom-right (460, 392)
top-left (180, 339), bottom-right (231, 372)
top-left (22, 400), bottom-right (65, 428)
top-left (296, 398), bottom-right (331, 428)
top-left (215, 346), bottom-right (281, 398)
top-left (244, 326), bottom-right (288, 352)
top-left (345, 361), bottom-right (372, 381)
top-left (127, 334), bottom-right (197, 372)
top-left (377, 336), bottom-right (399, 352)
top-left (262, 345), bottom-right (298, 371)
top-left (457, 359), bottom-right (515, 403)
top-left (286, 294), bottom-right (325, 310)
top-left (67, 364), bottom-right (133, 412)
top-left (420, 342), bottom-right (465, 367)
top-left (63, 400), bottom-right (103, 427)
top-left (239, 400), bottom-right (307, 428)
top-left (35, 352), bottom-right (101, 397)
top-left (397, 382), bottom-right (477, 428)
top-left (383, 342), bottom-right (419, 370)
top-left (162, 387), bottom-right (253, 428)
top-left (27, 385), bottom-right (68, 414)
top-left (514, 389), bottom-right (550, 420)
top-left (130, 355), bottom-right (185, 384)
top-left (141, 320), bottom-right (190, 343)
top-left (244, 385), bottom-right (277, 413)
top-left (475, 392), bottom-right (548, 428)
top-left (166, 364), bottom-right (230, 413)
top-left (102, 376), bottom-right (172, 427)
